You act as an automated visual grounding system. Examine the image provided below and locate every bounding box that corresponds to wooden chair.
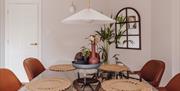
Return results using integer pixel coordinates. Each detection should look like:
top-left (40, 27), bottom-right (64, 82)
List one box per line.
top-left (0, 68), bottom-right (22, 91)
top-left (130, 60), bottom-right (165, 88)
top-left (158, 73), bottom-right (180, 91)
top-left (23, 57), bottom-right (45, 81)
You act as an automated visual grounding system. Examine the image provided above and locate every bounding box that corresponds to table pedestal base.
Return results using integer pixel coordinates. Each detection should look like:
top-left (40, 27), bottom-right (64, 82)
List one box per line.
top-left (73, 78), bottom-right (101, 91)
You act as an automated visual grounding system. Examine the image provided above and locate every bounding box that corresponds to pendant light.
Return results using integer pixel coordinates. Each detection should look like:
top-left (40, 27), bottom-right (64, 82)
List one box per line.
top-left (62, 0), bottom-right (115, 24)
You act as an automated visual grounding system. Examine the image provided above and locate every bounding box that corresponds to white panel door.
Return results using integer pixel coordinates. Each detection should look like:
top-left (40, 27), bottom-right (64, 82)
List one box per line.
top-left (5, 0), bottom-right (41, 82)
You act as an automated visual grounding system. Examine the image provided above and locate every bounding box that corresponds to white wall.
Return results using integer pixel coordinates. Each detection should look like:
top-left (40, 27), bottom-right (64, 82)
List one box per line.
top-left (171, 0), bottom-right (180, 76)
top-left (151, 0), bottom-right (180, 85)
top-left (0, 0), bottom-right (5, 67)
top-left (0, 0), bottom-right (2, 67)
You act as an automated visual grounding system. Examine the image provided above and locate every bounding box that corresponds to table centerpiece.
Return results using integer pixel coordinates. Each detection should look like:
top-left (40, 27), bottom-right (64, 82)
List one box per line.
top-left (72, 35), bottom-right (101, 69)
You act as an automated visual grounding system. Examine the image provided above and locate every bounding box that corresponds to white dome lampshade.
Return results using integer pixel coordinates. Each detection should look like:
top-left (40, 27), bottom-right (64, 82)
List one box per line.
top-left (62, 8), bottom-right (115, 24)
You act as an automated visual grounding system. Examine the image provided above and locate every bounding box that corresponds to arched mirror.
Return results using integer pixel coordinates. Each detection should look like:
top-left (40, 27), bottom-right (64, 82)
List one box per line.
top-left (115, 7), bottom-right (141, 50)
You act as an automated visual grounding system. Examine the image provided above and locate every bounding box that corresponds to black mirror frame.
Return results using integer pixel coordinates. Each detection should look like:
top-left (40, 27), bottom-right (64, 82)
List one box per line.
top-left (115, 7), bottom-right (141, 50)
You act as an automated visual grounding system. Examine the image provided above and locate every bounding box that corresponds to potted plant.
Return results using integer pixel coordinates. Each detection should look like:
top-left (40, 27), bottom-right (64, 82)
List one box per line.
top-left (81, 46), bottom-right (90, 63)
top-left (96, 16), bottom-right (133, 64)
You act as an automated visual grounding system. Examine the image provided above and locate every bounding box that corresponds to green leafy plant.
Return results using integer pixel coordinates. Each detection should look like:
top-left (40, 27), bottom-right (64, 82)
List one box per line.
top-left (96, 24), bottom-right (114, 63)
top-left (96, 16), bottom-right (127, 45)
top-left (81, 46), bottom-right (90, 57)
top-left (96, 15), bottom-right (133, 63)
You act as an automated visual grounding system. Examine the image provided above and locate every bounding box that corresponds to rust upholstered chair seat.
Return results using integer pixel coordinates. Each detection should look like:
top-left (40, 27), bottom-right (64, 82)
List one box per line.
top-left (132, 60), bottom-right (165, 88)
top-left (23, 57), bottom-right (45, 81)
top-left (158, 73), bottom-right (180, 91)
top-left (0, 68), bottom-right (22, 91)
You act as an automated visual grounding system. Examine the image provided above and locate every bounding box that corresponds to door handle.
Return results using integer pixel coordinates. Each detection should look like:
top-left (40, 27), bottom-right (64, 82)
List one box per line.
top-left (30, 43), bottom-right (38, 46)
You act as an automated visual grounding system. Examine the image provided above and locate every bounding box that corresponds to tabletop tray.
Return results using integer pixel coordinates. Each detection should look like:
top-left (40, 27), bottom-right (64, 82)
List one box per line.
top-left (72, 61), bottom-right (101, 69)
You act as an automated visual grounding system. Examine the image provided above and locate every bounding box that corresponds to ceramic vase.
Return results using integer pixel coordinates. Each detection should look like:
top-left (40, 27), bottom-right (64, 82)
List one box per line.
top-left (89, 43), bottom-right (99, 64)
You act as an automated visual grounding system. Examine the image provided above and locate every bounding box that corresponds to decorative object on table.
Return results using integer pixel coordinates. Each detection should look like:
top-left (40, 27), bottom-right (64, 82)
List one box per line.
top-left (73, 46), bottom-right (100, 67)
top-left (62, 0), bottom-right (115, 24)
top-left (73, 35), bottom-right (101, 69)
top-left (25, 78), bottom-right (71, 91)
top-left (74, 51), bottom-right (100, 65)
top-left (101, 79), bottom-right (152, 91)
top-left (74, 47), bottom-right (90, 64)
top-left (81, 47), bottom-right (90, 62)
top-left (49, 64), bottom-right (75, 72)
top-left (115, 7), bottom-right (141, 49)
top-left (72, 61), bottom-right (101, 69)
top-left (74, 52), bottom-right (87, 64)
top-left (88, 35), bottom-right (100, 64)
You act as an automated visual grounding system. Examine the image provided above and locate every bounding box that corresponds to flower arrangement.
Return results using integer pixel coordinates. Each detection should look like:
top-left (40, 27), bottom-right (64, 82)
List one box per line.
top-left (89, 34), bottom-right (100, 45)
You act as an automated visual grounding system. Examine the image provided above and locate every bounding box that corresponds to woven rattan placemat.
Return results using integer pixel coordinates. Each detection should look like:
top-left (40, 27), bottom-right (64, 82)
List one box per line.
top-left (99, 64), bottom-right (129, 72)
top-left (49, 64), bottom-right (75, 72)
top-left (101, 79), bottom-right (152, 91)
top-left (26, 78), bottom-right (71, 91)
